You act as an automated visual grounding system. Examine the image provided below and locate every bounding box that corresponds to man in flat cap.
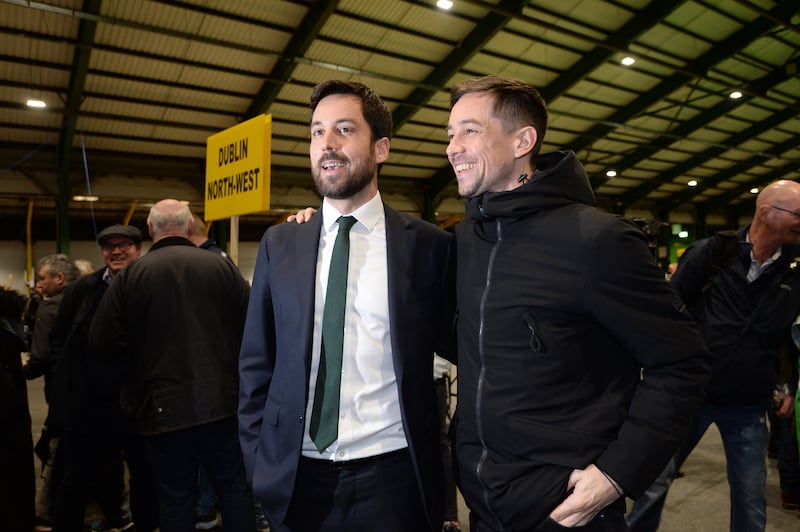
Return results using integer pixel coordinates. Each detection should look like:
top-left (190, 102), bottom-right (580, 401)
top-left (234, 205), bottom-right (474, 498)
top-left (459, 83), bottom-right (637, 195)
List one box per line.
top-left (49, 224), bottom-right (160, 532)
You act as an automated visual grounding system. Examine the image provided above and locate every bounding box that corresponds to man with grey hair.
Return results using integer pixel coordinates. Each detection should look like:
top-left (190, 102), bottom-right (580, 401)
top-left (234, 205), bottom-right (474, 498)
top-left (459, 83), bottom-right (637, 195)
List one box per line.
top-left (91, 199), bottom-right (254, 532)
top-left (23, 253), bottom-right (80, 529)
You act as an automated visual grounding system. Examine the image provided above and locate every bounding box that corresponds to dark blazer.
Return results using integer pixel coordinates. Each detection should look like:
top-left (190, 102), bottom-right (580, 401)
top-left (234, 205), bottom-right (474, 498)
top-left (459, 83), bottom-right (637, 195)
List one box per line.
top-left (238, 203), bottom-right (455, 530)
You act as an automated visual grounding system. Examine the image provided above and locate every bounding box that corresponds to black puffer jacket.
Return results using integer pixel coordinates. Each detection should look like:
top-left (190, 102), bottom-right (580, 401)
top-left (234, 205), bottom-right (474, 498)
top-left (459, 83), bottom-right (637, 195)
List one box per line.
top-left (671, 226), bottom-right (800, 405)
top-left (453, 151), bottom-right (711, 531)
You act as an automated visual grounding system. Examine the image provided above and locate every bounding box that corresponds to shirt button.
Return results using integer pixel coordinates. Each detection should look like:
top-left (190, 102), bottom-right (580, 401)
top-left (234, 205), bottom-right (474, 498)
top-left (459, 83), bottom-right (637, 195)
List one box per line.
top-left (338, 451), bottom-right (345, 458)
top-left (340, 412), bottom-right (346, 419)
top-left (157, 407), bottom-right (163, 413)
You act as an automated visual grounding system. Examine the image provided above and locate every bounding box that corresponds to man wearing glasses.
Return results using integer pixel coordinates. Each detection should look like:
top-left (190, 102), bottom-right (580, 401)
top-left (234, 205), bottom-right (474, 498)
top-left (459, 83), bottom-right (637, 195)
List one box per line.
top-left (628, 179), bottom-right (800, 532)
top-left (48, 224), bottom-right (160, 532)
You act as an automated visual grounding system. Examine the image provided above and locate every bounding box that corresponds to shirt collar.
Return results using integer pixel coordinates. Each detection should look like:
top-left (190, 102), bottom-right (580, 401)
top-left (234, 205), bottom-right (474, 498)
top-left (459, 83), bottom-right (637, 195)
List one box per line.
top-left (321, 191), bottom-right (383, 233)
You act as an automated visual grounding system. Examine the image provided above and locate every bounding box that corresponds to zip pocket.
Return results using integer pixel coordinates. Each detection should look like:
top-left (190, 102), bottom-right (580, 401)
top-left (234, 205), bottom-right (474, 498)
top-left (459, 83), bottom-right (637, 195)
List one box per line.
top-left (522, 311), bottom-right (543, 352)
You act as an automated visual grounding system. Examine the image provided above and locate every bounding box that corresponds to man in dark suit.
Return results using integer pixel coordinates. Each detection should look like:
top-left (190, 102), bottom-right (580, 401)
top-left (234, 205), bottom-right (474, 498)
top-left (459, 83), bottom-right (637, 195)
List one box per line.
top-left (238, 80), bottom-right (455, 532)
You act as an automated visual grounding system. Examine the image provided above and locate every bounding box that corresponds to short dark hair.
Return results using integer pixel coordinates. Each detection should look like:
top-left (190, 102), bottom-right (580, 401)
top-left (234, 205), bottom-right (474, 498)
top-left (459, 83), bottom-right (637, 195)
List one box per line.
top-left (450, 76), bottom-right (548, 160)
top-left (310, 80), bottom-right (393, 143)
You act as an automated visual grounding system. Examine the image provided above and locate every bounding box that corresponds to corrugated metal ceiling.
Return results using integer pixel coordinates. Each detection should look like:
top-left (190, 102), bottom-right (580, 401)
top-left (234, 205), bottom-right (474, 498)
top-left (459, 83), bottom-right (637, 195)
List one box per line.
top-left (0, 0), bottom-right (798, 241)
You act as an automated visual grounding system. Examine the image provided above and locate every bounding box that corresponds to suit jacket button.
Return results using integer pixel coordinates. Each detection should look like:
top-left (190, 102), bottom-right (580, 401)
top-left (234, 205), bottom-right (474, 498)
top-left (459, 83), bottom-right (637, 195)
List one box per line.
top-left (299, 416), bottom-right (304, 423)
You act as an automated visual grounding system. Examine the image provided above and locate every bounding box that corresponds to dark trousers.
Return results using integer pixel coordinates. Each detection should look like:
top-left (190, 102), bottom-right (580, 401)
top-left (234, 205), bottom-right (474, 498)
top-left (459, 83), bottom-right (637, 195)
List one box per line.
top-left (275, 449), bottom-right (430, 532)
top-left (53, 431), bottom-right (125, 532)
top-left (470, 499), bottom-right (627, 532)
top-left (53, 428), bottom-right (159, 532)
top-left (123, 431), bottom-right (161, 532)
top-left (146, 417), bottom-right (255, 532)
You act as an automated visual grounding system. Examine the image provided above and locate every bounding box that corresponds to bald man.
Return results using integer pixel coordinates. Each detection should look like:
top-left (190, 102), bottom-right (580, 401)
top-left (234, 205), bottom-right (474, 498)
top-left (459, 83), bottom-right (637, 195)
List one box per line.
top-left (628, 179), bottom-right (800, 532)
top-left (91, 199), bottom-right (254, 532)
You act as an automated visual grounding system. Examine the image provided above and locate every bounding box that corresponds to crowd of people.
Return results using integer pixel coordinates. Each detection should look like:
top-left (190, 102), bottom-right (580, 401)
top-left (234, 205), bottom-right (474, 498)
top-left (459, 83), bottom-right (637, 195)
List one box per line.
top-left (0, 74), bottom-right (799, 532)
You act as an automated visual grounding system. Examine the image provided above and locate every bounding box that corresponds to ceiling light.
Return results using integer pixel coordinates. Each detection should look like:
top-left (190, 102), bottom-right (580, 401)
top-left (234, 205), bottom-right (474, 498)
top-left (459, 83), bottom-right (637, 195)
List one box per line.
top-left (620, 56), bottom-right (636, 66)
top-left (26, 98), bottom-right (46, 108)
top-left (437, 0), bottom-right (453, 9)
top-left (750, 187), bottom-right (759, 194)
top-left (605, 169), bottom-right (617, 178)
top-left (72, 195), bottom-right (99, 202)
top-left (687, 179), bottom-right (698, 187)
top-left (729, 90), bottom-right (743, 99)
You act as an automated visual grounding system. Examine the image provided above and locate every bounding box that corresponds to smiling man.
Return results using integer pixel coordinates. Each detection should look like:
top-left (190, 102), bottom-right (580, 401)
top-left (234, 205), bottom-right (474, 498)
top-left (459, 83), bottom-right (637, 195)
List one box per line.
top-left (238, 80), bottom-right (455, 532)
top-left (446, 76), bottom-right (711, 532)
top-left (47, 223), bottom-right (160, 532)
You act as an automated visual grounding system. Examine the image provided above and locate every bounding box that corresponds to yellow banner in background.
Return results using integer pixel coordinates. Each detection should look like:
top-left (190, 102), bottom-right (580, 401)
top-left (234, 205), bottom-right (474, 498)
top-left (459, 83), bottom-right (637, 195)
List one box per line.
top-left (205, 114), bottom-right (271, 221)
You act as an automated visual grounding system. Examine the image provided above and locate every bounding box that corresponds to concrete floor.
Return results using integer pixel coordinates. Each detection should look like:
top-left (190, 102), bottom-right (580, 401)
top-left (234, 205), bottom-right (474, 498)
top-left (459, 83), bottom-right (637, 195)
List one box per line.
top-left (28, 377), bottom-right (799, 531)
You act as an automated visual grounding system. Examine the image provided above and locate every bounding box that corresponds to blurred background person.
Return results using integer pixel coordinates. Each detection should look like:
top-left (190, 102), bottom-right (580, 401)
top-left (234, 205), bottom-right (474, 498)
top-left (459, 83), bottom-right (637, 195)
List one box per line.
top-left (0, 286), bottom-right (35, 532)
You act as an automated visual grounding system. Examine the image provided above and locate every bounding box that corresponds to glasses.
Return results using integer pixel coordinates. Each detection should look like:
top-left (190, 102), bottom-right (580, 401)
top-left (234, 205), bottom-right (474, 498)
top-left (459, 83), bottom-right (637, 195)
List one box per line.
top-left (101, 241), bottom-right (135, 252)
top-left (770, 204), bottom-right (800, 220)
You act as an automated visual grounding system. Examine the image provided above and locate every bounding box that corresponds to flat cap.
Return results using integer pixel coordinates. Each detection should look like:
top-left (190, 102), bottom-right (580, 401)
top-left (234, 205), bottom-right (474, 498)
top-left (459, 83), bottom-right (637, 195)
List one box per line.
top-left (97, 224), bottom-right (143, 245)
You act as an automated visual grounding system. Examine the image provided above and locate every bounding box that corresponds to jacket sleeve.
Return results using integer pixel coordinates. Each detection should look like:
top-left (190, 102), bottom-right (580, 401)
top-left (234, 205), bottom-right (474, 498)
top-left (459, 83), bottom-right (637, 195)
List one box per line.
top-left (238, 229), bottom-right (277, 483)
top-left (585, 217), bottom-right (711, 497)
top-left (23, 297), bottom-right (60, 380)
top-left (670, 236), bottom-right (717, 307)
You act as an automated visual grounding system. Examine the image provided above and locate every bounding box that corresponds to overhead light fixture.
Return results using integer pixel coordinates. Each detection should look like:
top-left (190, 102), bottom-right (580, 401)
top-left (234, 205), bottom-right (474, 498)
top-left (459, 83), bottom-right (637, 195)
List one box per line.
top-left (750, 187), bottom-right (759, 194)
top-left (606, 169), bottom-right (617, 178)
top-left (26, 98), bottom-right (46, 108)
top-left (620, 56), bottom-right (636, 66)
top-left (687, 179), bottom-right (698, 187)
top-left (729, 90), bottom-right (743, 99)
top-left (72, 195), bottom-right (99, 202)
top-left (437, 0), bottom-right (453, 8)
top-left (678, 230), bottom-right (689, 239)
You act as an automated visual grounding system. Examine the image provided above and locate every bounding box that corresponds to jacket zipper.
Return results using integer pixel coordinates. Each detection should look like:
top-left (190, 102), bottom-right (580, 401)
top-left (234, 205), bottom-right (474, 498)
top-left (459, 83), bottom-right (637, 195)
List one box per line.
top-left (476, 218), bottom-right (505, 531)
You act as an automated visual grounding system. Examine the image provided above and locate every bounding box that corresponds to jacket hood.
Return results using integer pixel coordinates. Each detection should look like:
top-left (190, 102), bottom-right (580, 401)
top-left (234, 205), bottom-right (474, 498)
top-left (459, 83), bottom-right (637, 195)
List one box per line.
top-left (465, 150), bottom-right (596, 222)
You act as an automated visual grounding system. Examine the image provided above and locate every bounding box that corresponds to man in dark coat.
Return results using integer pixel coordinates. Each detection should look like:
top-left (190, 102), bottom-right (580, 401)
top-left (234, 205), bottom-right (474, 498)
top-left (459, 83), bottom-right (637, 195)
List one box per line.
top-left (446, 76), bottom-right (711, 532)
top-left (49, 224), bottom-right (159, 532)
top-left (91, 199), bottom-right (253, 532)
top-left (628, 179), bottom-right (800, 532)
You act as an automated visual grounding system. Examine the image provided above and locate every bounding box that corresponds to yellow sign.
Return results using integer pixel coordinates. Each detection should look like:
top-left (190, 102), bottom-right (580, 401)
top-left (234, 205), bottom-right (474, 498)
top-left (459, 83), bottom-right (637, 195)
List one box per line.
top-left (205, 114), bottom-right (271, 221)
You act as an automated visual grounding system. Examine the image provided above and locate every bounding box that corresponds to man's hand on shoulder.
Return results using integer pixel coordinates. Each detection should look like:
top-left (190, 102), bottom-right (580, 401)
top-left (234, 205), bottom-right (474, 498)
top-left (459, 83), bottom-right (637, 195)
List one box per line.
top-left (549, 464), bottom-right (622, 527)
top-left (286, 207), bottom-right (317, 224)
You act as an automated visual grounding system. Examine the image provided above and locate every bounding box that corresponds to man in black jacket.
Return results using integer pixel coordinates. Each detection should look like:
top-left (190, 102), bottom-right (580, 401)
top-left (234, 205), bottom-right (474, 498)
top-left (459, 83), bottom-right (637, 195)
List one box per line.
top-left (49, 224), bottom-right (159, 532)
top-left (91, 200), bottom-right (254, 532)
top-left (446, 76), bottom-right (712, 532)
top-left (627, 179), bottom-right (800, 532)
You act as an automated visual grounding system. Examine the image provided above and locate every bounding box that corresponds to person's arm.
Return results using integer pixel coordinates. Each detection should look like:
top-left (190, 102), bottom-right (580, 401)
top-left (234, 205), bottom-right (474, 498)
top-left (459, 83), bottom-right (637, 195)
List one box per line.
top-left (22, 297), bottom-right (60, 379)
top-left (551, 217), bottom-right (711, 526)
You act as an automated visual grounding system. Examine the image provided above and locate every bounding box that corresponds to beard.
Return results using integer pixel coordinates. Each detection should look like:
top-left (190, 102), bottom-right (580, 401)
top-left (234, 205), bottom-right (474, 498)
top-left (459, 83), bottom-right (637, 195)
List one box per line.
top-left (312, 154), bottom-right (376, 200)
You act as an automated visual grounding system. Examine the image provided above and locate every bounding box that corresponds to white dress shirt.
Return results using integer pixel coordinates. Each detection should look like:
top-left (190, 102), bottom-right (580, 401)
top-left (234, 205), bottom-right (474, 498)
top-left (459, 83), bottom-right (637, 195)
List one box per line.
top-left (302, 192), bottom-right (408, 461)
